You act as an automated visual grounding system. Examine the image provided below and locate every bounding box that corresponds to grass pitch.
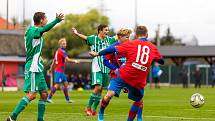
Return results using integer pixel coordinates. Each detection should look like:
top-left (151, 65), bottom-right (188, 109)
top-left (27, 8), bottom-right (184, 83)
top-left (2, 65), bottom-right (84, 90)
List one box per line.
top-left (1, 87), bottom-right (215, 121)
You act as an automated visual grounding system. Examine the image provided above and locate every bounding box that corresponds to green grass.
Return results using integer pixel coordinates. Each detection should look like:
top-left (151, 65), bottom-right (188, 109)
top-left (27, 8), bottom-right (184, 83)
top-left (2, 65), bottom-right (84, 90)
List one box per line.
top-left (1, 87), bottom-right (215, 121)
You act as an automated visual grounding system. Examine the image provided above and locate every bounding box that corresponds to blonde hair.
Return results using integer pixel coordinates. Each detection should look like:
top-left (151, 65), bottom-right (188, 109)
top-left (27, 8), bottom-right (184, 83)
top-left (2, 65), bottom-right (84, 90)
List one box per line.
top-left (116, 28), bottom-right (132, 37)
top-left (58, 38), bottom-right (66, 45)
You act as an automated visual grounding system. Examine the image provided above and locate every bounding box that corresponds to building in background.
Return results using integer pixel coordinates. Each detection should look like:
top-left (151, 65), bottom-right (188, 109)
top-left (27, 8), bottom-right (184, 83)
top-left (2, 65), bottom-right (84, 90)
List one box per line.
top-left (0, 16), bottom-right (21, 30)
top-left (0, 30), bottom-right (25, 89)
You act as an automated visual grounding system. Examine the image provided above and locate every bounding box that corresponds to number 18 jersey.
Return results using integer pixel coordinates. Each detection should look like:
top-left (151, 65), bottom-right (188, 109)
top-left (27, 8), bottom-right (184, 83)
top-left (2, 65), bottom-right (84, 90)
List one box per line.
top-left (115, 38), bottom-right (162, 89)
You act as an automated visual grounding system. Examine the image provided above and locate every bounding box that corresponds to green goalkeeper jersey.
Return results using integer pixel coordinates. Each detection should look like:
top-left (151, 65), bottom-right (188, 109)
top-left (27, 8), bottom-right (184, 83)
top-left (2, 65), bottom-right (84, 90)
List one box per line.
top-left (24, 18), bottom-right (61, 72)
top-left (86, 35), bottom-right (115, 73)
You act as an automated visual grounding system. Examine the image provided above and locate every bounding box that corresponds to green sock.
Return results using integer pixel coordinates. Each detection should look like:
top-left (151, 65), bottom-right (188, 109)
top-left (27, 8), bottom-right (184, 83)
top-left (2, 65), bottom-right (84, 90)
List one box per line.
top-left (11, 96), bottom-right (30, 120)
top-left (38, 100), bottom-right (46, 121)
top-left (92, 94), bottom-right (101, 111)
top-left (86, 92), bottom-right (96, 108)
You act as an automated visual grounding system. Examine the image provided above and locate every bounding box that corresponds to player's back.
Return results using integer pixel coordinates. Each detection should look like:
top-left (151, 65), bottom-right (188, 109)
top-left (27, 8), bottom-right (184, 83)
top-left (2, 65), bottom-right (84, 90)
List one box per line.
top-left (116, 39), bottom-right (162, 89)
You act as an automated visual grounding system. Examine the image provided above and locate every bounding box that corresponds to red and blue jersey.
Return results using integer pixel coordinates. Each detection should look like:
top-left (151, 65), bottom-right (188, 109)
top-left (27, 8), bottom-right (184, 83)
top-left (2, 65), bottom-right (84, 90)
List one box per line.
top-left (54, 48), bottom-right (68, 72)
top-left (115, 38), bottom-right (162, 89)
top-left (103, 42), bottom-right (126, 78)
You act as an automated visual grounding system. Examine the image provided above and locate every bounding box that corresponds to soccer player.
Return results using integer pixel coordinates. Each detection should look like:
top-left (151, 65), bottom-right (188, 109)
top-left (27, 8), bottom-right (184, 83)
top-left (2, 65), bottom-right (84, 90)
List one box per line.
top-left (90, 25), bottom-right (164, 121)
top-left (72, 25), bottom-right (115, 116)
top-left (47, 38), bottom-right (79, 103)
top-left (102, 28), bottom-right (131, 79)
top-left (7, 12), bottom-right (64, 121)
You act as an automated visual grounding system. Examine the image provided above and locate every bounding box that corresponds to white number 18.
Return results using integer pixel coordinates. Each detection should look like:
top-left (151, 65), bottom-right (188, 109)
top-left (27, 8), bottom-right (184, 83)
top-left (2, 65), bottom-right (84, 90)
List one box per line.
top-left (135, 45), bottom-right (150, 64)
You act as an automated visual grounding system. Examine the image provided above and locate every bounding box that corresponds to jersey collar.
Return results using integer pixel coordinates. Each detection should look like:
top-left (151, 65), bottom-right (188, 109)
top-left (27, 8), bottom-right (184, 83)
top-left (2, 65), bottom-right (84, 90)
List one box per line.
top-left (60, 48), bottom-right (66, 51)
top-left (138, 38), bottom-right (148, 41)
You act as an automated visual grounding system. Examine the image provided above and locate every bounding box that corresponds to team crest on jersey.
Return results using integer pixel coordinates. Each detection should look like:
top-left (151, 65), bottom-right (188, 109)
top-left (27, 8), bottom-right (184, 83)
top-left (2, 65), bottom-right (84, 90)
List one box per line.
top-left (97, 79), bottom-right (101, 82)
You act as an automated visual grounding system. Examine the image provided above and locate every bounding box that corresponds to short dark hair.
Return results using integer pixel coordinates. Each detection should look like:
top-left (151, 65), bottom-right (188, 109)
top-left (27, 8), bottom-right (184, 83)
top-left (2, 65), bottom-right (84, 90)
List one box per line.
top-left (33, 12), bottom-right (46, 25)
top-left (135, 25), bottom-right (148, 37)
top-left (97, 24), bottom-right (108, 33)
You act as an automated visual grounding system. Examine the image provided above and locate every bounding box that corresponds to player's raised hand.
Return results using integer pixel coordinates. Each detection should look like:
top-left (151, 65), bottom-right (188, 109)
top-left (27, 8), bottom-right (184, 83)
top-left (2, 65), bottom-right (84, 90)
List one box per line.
top-left (72, 28), bottom-right (78, 35)
top-left (89, 51), bottom-right (98, 57)
top-left (56, 13), bottom-right (64, 20)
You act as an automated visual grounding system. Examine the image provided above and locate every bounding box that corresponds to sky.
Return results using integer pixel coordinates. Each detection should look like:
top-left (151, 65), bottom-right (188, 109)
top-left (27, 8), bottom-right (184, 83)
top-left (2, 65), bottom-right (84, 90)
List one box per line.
top-left (0, 0), bottom-right (215, 45)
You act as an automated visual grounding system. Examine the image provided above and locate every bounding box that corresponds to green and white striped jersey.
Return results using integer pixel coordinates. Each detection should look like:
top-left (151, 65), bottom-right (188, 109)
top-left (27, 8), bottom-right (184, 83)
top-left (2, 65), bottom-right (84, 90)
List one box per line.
top-left (24, 18), bottom-right (61, 72)
top-left (86, 35), bottom-right (115, 73)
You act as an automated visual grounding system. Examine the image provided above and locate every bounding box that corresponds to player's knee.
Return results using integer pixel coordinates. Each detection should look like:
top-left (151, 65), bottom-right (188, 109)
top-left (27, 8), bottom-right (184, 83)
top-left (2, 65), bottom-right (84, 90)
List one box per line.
top-left (40, 91), bottom-right (48, 100)
top-left (55, 84), bottom-right (60, 89)
top-left (63, 82), bottom-right (68, 87)
top-left (27, 93), bottom-right (37, 101)
top-left (94, 85), bottom-right (102, 93)
top-left (134, 100), bottom-right (143, 106)
top-left (104, 94), bottom-right (112, 101)
top-left (95, 85), bottom-right (102, 90)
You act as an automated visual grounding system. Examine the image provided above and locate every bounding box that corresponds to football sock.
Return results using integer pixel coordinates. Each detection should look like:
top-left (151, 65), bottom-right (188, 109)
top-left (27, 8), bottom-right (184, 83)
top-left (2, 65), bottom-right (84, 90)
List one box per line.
top-left (38, 100), bottom-right (46, 121)
top-left (137, 101), bottom-right (143, 121)
top-left (92, 94), bottom-right (101, 111)
top-left (127, 102), bottom-right (140, 121)
top-left (11, 96), bottom-right (30, 120)
top-left (63, 87), bottom-right (70, 101)
top-left (99, 98), bottom-right (110, 114)
top-left (86, 92), bottom-right (96, 108)
top-left (48, 86), bottom-right (57, 99)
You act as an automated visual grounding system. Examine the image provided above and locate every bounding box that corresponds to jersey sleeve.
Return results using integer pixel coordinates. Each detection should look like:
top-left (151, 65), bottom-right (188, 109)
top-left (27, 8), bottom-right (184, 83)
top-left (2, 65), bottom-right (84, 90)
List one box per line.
top-left (86, 35), bottom-right (95, 45)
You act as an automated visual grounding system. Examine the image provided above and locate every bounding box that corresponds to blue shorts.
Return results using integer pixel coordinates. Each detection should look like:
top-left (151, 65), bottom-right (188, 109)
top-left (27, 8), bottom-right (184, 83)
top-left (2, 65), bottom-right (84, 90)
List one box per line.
top-left (54, 72), bottom-right (67, 84)
top-left (108, 75), bottom-right (144, 102)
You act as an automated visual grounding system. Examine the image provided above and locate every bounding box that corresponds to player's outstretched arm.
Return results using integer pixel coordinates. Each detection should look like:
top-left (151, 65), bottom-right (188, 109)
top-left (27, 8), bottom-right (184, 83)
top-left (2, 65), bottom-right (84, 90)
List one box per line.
top-left (155, 58), bottom-right (164, 65)
top-left (72, 28), bottom-right (87, 40)
top-left (48, 59), bottom-right (55, 74)
top-left (39, 13), bottom-right (64, 33)
top-left (89, 51), bottom-right (99, 57)
top-left (89, 46), bottom-right (117, 57)
top-left (65, 57), bottom-right (80, 64)
top-left (98, 46), bottom-right (117, 56)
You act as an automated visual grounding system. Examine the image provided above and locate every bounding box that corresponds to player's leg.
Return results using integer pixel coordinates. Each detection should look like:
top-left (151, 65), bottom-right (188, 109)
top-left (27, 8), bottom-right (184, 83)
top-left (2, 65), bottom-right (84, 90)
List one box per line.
top-left (62, 81), bottom-right (74, 103)
top-left (157, 77), bottom-right (160, 88)
top-left (91, 73), bottom-right (108, 115)
top-left (7, 92), bottom-right (36, 121)
top-left (212, 79), bottom-right (215, 88)
top-left (37, 72), bottom-right (49, 121)
top-left (38, 91), bottom-right (48, 121)
top-left (7, 72), bottom-right (37, 121)
top-left (128, 100), bottom-right (143, 121)
top-left (98, 78), bottom-right (124, 121)
top-left (127, 88), bottom-right (144, 121)
top-left (47, 72), bottom-right (61, 103)
top-left (91, 84), bottom-right (102, 115)
top-left (195, 80), bottom-right (198, 88)
top-left (86, 72), bottom-right (103, 116)
top-left (98, 90), bottom-right (115, 121)
top-left (47, 83), bottom-right (60, 103)
top-left (154, 77), bottom-right (159, 88)
top-left (136, 100), bottom-right (144, 121)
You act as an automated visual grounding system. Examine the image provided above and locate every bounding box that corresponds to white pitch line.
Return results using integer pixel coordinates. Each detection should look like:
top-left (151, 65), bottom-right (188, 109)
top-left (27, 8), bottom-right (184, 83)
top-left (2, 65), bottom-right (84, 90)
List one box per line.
top-left (1, 112), bottom-right (215, 120)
